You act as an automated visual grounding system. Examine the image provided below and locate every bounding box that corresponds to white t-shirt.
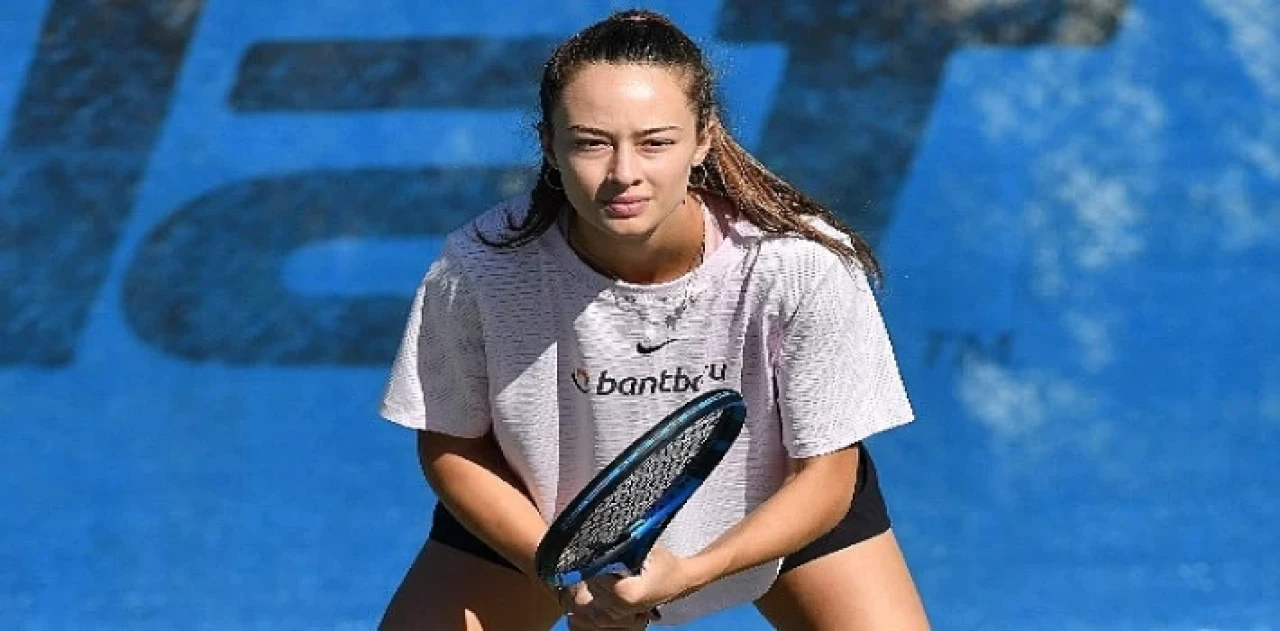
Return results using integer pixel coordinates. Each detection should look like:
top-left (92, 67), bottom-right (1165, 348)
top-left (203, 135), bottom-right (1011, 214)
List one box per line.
top-left (380, 197), bottom-right (914, 624)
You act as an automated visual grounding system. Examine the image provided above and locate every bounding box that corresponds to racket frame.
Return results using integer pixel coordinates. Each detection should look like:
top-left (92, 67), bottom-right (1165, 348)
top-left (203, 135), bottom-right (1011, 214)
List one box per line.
top-left (535, 388), bottom-right (747, 588)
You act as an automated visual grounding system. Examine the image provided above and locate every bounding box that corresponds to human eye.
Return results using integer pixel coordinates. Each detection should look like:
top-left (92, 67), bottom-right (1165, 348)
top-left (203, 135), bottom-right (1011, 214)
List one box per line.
top-left (642, 138), bottom-right (677, 150)
top-left (572, 137), bottom-right (609, 151)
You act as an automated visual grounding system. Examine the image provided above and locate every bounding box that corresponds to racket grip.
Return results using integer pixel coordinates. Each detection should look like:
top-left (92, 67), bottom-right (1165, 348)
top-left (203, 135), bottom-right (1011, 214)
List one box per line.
top-left (602, 567), bottom-right (662, 621)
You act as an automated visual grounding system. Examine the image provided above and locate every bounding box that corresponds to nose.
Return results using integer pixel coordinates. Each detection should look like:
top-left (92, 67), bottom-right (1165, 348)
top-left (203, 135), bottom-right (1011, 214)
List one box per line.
top-left (608, 146), bottom-right (641, 186)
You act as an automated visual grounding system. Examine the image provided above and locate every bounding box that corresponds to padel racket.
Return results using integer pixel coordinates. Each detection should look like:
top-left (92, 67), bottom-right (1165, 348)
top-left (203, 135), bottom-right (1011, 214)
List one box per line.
top-left (535, 388), bottom-right (747, 593)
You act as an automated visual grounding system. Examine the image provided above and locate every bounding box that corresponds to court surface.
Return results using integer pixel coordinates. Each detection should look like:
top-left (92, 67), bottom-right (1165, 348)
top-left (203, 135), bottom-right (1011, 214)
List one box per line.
top-left (3, 0), bottom-right (1278, 628)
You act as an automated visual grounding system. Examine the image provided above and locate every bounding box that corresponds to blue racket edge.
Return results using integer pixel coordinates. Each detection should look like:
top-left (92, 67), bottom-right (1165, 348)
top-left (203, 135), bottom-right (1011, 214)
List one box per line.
top-left (553, 389), bottom-right (744, 529)
top-left (535, 389), bottom-right (747, 589)
top-left (548, 470), bottom-right (706, 587)
top-left (547, 475), bottom-right (710, 623)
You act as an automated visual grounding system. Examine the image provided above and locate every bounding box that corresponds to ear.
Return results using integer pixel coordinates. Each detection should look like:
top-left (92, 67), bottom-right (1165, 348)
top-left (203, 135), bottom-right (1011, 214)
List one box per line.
top-left (692, 117), bottom-right (714, 166)
top-left (537, 122), bottom-right (558, 170)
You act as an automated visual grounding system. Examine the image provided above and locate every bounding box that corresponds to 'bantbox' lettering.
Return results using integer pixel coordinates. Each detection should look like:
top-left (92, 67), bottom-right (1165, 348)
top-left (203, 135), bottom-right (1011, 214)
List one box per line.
top-left (592, 364), bottom-right (727, 396)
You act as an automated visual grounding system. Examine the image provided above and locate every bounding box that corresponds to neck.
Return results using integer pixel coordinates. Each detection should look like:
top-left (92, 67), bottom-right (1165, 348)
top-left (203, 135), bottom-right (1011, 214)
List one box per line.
top-left (569, 194), bottom-right (705, 284)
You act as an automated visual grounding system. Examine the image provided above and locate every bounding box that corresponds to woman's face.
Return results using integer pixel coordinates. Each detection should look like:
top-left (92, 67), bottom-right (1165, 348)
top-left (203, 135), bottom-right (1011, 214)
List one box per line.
top-left (544, 63), bottom-right (711, 244)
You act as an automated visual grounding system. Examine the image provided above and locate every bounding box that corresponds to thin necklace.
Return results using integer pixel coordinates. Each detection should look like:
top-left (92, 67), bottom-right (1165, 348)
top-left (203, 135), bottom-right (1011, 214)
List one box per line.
top-left (568, 197), bottom-right (707, 345)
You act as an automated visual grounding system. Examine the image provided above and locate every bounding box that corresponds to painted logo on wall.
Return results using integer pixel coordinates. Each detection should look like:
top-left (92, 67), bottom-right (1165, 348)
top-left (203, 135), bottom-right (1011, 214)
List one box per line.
top-left (0, 0), bottom-right (1126, 366)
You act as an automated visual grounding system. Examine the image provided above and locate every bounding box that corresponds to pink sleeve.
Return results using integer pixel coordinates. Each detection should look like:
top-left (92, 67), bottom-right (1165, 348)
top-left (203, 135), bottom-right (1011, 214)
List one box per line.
top-left (774, 254), bottom-right (914, 458)
top-left (379, 247), bottom-right (491, 437)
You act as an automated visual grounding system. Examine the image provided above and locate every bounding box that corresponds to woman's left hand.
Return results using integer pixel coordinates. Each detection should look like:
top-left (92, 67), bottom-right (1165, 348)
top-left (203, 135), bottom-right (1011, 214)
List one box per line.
top-left (582, 545), bottom-right (704, 620)
top-left (560, 582), bottom-right (652, 630)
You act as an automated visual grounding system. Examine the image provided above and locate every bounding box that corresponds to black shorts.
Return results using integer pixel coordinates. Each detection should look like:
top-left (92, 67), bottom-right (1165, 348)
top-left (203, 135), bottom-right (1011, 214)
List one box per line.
top-left (428, 442), bottom-right (890, 575)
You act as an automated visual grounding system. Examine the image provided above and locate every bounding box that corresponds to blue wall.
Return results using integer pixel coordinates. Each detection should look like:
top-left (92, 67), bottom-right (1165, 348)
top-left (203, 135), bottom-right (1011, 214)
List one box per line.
top-left (2, 0), bottom-right (1277, 628)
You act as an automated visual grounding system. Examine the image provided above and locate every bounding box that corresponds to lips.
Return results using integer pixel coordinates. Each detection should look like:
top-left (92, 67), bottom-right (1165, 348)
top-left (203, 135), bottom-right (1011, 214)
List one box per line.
top-left (604, 196), bottom-right (648, 218)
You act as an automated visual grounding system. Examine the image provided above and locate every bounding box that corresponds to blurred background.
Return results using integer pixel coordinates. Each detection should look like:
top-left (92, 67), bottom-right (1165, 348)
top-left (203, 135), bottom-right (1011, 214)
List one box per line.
top-left (2, 0), bottom-right (1277, 628)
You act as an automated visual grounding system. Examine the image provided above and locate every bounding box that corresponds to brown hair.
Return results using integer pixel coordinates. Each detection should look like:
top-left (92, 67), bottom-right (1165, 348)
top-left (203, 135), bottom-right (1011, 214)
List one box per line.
top-left (479, 9), bottom-right (881, 281)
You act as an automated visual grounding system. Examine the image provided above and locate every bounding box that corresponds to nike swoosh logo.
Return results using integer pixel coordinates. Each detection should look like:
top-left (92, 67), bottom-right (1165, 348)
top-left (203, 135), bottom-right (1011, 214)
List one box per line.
top-left (636, 339), bottom-right (677, 355)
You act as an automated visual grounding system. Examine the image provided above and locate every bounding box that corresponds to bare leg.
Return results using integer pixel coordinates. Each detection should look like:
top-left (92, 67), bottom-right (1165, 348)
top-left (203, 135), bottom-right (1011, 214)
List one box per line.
top-left (754, 530), bottom-right (929, 631)
top-left (379, 539), bottom-right (563, 631)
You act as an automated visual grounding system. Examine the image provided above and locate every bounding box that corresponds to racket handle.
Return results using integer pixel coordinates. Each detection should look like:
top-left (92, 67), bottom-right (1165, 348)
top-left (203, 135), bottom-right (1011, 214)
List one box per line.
top-left (601, 567), bottom-right (662, 621)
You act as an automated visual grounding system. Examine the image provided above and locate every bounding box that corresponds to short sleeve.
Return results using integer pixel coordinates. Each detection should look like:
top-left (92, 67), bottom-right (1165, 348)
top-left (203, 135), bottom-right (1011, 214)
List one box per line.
top-left (379, 247), bottom-right (491, 437)
top-left (775, 255), bottom-right (914, 458)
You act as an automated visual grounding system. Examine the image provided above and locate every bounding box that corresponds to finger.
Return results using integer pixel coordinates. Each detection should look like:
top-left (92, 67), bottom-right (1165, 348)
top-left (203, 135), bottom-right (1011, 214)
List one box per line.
top-left (592, 573), bottom-right (657, 616)
top-left (565, 584), bottom-right (609, 628)
top-left (583, 575), bottom-right (633, 616)
top-left (568, 583), bottom-right (594, 608)
top-left (581, 601), bottom-right (636, 628)
top-left (608, 575), bottom-right (649, 608)
top-left (565, 587), bottom-right (632, 631)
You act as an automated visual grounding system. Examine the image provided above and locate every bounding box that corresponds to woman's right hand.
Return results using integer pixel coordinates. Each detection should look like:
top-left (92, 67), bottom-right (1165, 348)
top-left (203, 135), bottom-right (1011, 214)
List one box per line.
top-left (559, 582), bottom-right (653, 630)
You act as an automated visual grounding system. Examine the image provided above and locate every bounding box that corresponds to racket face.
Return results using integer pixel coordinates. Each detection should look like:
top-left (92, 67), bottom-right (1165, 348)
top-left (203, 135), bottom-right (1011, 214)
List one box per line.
top-left (535, 388), bottom-right (746, 586)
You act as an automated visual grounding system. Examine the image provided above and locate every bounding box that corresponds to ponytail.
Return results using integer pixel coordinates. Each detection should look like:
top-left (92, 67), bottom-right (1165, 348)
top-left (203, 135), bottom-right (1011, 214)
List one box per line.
top-left (699, 118), bottom-right (881, 282)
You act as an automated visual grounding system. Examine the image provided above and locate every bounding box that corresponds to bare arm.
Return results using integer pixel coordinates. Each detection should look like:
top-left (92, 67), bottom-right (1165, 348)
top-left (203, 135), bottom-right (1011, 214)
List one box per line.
top-left (593, 444), bottom-right (861, 612)
top-left (417, 430), bottom-right (548, 578)
top-left (684, 444), bottom-right (860, 588)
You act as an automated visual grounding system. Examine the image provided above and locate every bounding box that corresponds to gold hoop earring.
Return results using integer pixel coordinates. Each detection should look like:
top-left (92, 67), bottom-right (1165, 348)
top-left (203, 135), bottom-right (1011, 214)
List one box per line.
top-left (542, 166), bottom-right (564, 191)
top-left (689, 163), bottom-right (709, 189)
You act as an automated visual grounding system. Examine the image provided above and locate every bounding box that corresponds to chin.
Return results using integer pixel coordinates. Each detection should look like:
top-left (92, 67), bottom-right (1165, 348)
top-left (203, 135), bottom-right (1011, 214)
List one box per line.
top-left (597, 217), bottom-right (658, 241)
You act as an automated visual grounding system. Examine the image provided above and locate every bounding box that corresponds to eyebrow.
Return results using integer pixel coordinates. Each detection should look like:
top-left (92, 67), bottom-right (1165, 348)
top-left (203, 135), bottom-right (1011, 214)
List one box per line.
top-left (567, 124), bottom-right (681, 136)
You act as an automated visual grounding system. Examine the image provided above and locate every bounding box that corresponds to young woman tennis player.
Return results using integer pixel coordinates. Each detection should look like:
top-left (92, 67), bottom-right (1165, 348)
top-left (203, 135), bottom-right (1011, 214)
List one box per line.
top-left (378, 10), bottom-right (929, 630)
